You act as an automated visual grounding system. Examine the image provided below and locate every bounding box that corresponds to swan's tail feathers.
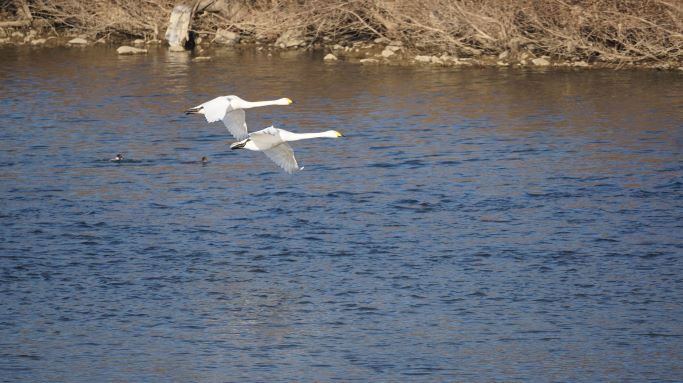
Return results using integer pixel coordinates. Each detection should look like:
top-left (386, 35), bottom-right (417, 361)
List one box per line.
top-left (185, 106), bottom-right (203, 115)
top-left (230, 139), bottom-right (249, 150)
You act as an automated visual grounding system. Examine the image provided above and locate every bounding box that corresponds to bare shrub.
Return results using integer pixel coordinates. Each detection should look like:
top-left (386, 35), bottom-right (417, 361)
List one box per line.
top-left (16, 0), bottom-right (683, 63)
top-left (28, 0), bottom-right (176, 38)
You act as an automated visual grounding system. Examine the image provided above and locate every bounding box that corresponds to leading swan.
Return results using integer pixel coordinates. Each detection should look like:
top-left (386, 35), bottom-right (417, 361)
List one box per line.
top-left (230, 126), bottom-right (344, 174)
top-left (185, 95), bottom-right (293, 140)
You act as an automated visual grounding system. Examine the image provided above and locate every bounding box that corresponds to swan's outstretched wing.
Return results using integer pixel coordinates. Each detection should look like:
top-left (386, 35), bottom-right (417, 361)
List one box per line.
top-left (199, 97), bottom-right (229, 123)
top-left (247, 127), bottom-right (302, 173)
top-left (263, 143), bottom-right (301, 174)
top-left (222, 109), bottom-right (248, 140)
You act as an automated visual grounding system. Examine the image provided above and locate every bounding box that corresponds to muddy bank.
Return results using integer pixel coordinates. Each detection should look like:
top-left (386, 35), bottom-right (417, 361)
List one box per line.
top-left (2, 26), bottom-right (682, 72)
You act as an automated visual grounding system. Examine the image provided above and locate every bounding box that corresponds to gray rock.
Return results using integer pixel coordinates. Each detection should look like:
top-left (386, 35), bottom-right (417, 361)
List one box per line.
top-left (323, 53), bottom-right (338, 61)
top-left (117, 46), bottom-right (148, 55)
top-left (572, 61), bottom-right (589, 67)
top-left (275, 30), bottom-right (305, 48)
top-left (532, 57), bottom-right (550, 66)
top-left (374, 37), bottom-right (390, 44)
top-left (453, 58), bottom-right (474, 66)
top-left (133, 39), bottom-right (145, 45)
top-left (498, 51), bottom-right (509, 60)
top-left (380, 49), bottom-right (395, 58)
top-left (30, 38), bottom-right (47, 45)
top-left (414, 55), bottom-right (431, 63)
top-left (68, 37), bottom-right (88, 45)
top-left (213, 29), bottom-right (240, 45)
top-left (360, 58), bottom-right (378, 64)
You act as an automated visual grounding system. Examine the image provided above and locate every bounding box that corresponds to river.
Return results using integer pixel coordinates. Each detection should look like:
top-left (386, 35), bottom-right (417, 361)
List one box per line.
top-left (1, 46), bottom-right (682, 382)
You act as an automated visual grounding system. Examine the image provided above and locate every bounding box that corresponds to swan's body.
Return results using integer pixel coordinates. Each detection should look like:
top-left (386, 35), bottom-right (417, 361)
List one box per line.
top-left (185, 95), bottom-right (292, 140)
top-left (230, 126), bottom-right (343, 173)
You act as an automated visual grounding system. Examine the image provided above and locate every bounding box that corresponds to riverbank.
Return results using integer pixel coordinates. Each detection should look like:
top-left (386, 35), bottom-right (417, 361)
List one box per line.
top-left (2, 32), bottom-right (681, 71)
top-left (1, 0), bottom-right (682, 70)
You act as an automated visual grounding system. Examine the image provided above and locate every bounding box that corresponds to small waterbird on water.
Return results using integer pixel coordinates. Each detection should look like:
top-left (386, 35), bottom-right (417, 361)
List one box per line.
top-left (230, 126), bottom-right (344, 174)
top-left (111, 153), bottom-right (124, 162)
top-left (185, 95), bottom-right (293, 140)
top-left (201, 156), bottom-right (209, 164)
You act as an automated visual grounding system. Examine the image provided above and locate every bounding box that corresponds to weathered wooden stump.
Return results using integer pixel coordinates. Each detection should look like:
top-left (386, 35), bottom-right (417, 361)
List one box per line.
top-left (165, 4), bottom-right (194, 51)
top-left (164, 1), bottom-right (238, 51)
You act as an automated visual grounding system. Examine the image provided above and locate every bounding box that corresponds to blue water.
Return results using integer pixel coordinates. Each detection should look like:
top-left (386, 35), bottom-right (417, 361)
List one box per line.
top-left (1, 46), bottom-right (682, 382)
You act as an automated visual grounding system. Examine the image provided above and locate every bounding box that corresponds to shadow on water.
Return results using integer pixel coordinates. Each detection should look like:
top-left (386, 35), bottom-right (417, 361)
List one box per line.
top-left (1, 45), bottom-right (683, 382)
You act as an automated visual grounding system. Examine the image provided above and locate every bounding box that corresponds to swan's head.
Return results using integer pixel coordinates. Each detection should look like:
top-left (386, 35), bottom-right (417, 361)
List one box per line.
top-left (272, 98), bottom-right (294, 106)
top-left (325, 130), bottom-right (344, 138)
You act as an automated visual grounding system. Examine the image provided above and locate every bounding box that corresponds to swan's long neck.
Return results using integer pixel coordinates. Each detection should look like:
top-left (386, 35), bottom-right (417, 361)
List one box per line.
top-left (240, 98), bottom-right (292, 109)
top-left (279, 130), bottom-right (340, 142)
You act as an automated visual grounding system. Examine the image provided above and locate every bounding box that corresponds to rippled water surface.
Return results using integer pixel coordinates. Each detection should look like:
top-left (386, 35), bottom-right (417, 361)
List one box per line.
top-left (1, 46), bottom-right (682, 382)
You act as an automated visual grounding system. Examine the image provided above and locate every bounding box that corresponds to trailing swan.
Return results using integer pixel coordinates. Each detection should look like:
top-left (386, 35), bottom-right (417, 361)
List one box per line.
top-left (230, 126), bottom-right (344, 173)
top-left (185, 95), bottom-right (293, 140)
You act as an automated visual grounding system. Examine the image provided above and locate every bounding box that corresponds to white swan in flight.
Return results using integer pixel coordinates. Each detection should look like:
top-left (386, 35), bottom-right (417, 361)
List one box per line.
top-left (230, 126), bottom-right (344, 174)
top-left (185, 95), bottom-right (293, 140)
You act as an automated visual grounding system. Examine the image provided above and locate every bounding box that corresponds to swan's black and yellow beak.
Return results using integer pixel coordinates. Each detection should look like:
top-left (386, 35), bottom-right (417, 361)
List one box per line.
top-left (336, 131), bottom-right (345, 137)
top-left (185, 107), bottom-right (202, 115)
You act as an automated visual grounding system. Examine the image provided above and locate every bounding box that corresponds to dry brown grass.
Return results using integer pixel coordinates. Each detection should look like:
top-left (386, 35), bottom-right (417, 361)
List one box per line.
top-left (4, 0), bottom-right (682, 63)
top-left (17, 0), bottom-right (176, 39)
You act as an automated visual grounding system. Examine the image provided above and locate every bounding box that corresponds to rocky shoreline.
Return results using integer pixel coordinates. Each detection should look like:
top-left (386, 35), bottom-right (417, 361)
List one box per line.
top-left (2, 26), bottom-right (682, 72)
